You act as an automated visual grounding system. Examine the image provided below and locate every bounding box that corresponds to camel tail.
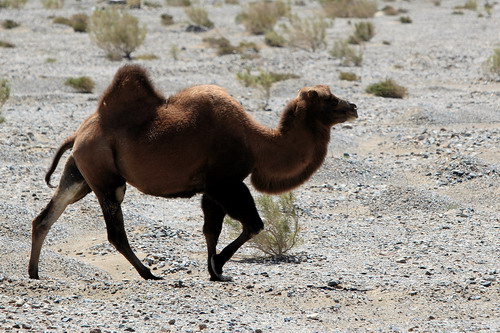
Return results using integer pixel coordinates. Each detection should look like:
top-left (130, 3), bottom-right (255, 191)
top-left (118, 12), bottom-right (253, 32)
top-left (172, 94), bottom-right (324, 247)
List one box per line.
top-left (45, 136), bottom-right (75, 188)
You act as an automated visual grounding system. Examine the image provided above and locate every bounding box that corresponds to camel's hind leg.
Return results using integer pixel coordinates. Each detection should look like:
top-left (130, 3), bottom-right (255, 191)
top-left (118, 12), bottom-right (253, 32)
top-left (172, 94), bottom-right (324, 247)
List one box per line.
top-left (29, 156), bottom-right (91, 279)
top-left (204, 181), bottom-right (264, 281)
top-left (93, 184), bottom-right (161, 280)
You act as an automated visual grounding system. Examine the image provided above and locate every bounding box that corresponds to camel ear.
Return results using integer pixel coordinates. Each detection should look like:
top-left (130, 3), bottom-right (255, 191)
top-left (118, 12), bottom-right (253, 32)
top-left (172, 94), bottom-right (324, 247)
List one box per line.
top-left (299, 89), bottom-right (319, 102)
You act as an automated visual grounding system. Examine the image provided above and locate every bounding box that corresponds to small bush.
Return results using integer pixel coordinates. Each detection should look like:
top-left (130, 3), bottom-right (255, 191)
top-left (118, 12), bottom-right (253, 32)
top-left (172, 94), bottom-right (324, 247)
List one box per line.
top-left (53, 14), bottom-right (88, 32)
top-left (0, 0), bottom-right (27, 8)
top-left (2, 20), bottom-right (19, 29)
top-left (348, 21), bottom-right (375, 44)
top-left (203, 37), bottom-right (259, 58)
top-left (41, 0), bottom-right (64, 9)
top-left (399, 16), bottom-right (412, 24)
top-left (0, 78), bottom-right (10, 123)
top-left (144, 1), bottom-right (162, 8)
top-left (455, 0), bottom-right (477, 10)
top-left (65, 76), bottom-right (95, 93)
top-left (330, 40), bottom-right (363, 66)
top-left (89, 8), bottom-right (147, 60)
top-left (321, 0), bottom-right (377, 18)
top-left (161, 13), bottom-right (174, 25)
top-left (165, 0), bottom-right (190, 6)
top-left (225, 192), bottom-right (301, 258)
top-left (236, 68), bottom-right (299, 107)
top-left (366, 78), bottom-right (407, 98)
top-left (185, 7), bottom-right (214, 29)
top-left (282, 15), bottom-right (330, 52)
top-left (339, 71), bottom-right (359, 81)
top-left (236, 0), bottom-right (288, 35)
top-left (485, 48), bottom-right (500, 76)
top-left (46, 58), bottom-right (57, 63)
top-left (170, 44), bottom-right (180, 60)
top-left (0, 40), bottom-right (15, 48)
top-left (264, 30), bottom-right (286, 48)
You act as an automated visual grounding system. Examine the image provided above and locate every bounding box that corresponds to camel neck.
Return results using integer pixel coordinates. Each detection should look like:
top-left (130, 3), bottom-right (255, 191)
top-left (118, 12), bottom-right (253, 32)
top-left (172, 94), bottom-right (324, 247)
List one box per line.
top-left (249, 115), bottom-right (330, 194)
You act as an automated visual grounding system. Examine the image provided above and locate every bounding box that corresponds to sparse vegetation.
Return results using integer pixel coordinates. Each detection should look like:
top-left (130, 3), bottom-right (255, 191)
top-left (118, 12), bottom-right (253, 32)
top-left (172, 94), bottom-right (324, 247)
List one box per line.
top-left (455, 0), bottom-right (477, 10)
top-left (236, 68), bottom-right (299, 108)
top-left (236, 0), bottom-right (288, 35)
top-left (89, 8), bottom-right (147, 60)
top-left (203, 37), bottom-right (259, 58)
top-left (165, 0), bottom-right (190, 6)
top-left (366, 78), bottom-right (407, 98)
top-left (0, 78), bottom-right (10, 123)
top-left (185, 7), bottom-right (214, 29)
top-left (41, 0), bottom-right (64, 9)
top-left (330, 40), bottom-right (363, 66)
top-left (320, 0), bottom-right (378, 18)
top-left (53, 14), bottom-right (88, 32)
top-left (282, 15), bottom-right (330, 52)
top-left (46, 58), bottom-right (57, 63)
top-left (339, 71), bottom-right (359, 81)
top-left (135, 53), bottom-right (159, 60)
top-left (348, 21), bottom-right (375, 44)
top-left (2, 20), bottom-right (19, 29)
top-left (264, 30), bottom-right (286, 47)
top-left (161, 13), bottom-right (174, 25)
top-left (0, 40), bottom-right (15, 48)
top-left (0, 0), bottom-right (27, 8)
top-left (225, 193), bottom-right (301, 258)
top-left (485, 48), bottom-right (500, 76)
top-left (170, 44), bottom-right (180, 60)
top-left (65, 76), bottom-right (95, 93)
top-left (400, 16), bottom-right (412, 23)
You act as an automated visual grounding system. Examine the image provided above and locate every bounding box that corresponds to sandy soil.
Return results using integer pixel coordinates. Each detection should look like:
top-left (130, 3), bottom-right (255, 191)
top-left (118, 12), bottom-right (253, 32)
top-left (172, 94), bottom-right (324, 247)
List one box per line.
top-left (0, 0), bottom-right (499, 332)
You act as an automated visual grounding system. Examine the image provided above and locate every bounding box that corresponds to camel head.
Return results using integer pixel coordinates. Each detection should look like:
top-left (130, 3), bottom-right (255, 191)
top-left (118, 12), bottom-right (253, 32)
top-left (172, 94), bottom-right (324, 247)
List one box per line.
top-left (296, 85), bottom-right (358, 127)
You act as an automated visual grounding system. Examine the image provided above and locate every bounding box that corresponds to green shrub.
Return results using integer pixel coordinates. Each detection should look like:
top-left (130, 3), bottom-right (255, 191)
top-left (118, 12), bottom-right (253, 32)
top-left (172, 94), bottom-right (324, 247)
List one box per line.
top-left (185, 6), bottom-right (214, 29)
top-left (330, 40), bottom-right (363, 66)
top-left (65, 76), bottom-right (95, 93)
top-left (366, 78), bottom-right (407, 98)
top-left (348, 21), bottom-right (375, 44)
top-left (264, 30), bottom-right (286, 47)
top-left (236, 68), bottom-right (299, 107)
top-left (399, 16), bottom-right (412, 23)
top-left (321, 0), bottom-right (377, 18)
top-left (2, 20), bottom-right (19, 29)
top-left (485, 48), bottom-right (500, 76)
top-left (282, 15), bottom-right (330, 52)
top-left (236, 0), bottom-right (288, 35)
top-left (0, 78), bottom-right (10, 123)
top-left (46, 58), bottom-right (57, 63)
top-left (161, 13), bottom-right (174, 25)
top-left (225, 193), bottom-right (301, 257)
top-left (41, 0), bottom-right (64, 9)
top-left (339, 71), bottom-right (359, 81)
top-left (89, 8), bottom-right (147, 60)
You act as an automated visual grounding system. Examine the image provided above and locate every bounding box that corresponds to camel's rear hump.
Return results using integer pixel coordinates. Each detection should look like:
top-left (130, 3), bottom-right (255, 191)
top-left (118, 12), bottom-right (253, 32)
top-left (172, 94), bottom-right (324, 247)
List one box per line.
top-left (97, 65), bottom-right (165, 128)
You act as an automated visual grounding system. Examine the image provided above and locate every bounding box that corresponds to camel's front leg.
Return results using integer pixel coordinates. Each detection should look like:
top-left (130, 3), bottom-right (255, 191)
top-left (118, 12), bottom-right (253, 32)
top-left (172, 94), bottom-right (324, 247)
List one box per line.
top-left (201, 195), bottom-right (227, 281)
top-left (204, 182), bottom-right (264, 281)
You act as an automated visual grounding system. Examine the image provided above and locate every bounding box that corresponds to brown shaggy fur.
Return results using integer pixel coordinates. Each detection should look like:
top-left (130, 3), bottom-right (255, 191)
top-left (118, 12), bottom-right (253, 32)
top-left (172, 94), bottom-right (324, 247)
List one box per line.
top-left (29, 65), bottom-right (358, 282)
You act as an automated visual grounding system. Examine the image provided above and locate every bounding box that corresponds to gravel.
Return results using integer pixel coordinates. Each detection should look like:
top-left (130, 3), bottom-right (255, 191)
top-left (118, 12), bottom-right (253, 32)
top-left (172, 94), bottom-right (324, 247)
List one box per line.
top-left (0, 0), bottom-right (499, 332)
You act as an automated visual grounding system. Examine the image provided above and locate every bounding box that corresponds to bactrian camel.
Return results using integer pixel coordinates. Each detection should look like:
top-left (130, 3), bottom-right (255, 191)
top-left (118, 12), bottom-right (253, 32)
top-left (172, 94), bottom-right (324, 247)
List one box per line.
top-left (29, 65), bottom-right (358, 281)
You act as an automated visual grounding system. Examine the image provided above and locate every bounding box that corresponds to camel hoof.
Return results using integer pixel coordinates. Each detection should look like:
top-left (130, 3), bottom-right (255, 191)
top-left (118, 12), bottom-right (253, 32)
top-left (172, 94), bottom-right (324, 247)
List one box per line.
top-left (210, 274), bottom-right (233, 282)
top-left (209, 255), bottom-right (232, 282)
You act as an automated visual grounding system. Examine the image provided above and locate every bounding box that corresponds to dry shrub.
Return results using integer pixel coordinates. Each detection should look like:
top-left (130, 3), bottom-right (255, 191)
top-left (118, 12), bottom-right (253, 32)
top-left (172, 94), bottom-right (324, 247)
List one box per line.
top-left (348, 21), bottom-right (375, 44)
top-left (225, 193), bottom-right (301, 258)
top-left (89, 8), bottom-right (147, 60)
top-left (2, 20), bottom-right (19, 29)
top-left (41, 0), bottom-right (64, 9)
top-left (399, 16), bottom-right (412, 23)
top-left (282, 15), bottom-right (331, 52)
top-left (321, 0), bottom-right (378, 18)
top-left (65, 76), bottom-right (95, 93)
top-left (0, 78), bottom-right (10, 123)
top-left (485, 48), bottom-right (500, 76)
top-left (53, 14), bottom-right (88, 32)
top-left (455, 0), bottom-right (477, 10)
top-left (236, 0), bottom-right (288, 35)
top-left (161, 13), bottom-right (174, 25)
top-left (330, 40), bottom-right (363, 66)
top-left (165, 0), bottom-right (190, 6)
top-left (185, 6), bottom-right (214, 29)
top-left (0, 0), bottom-right (27, 8)
top-left (0, 40), bottom-right (15, 48)
top-left (339, 71), bottom-right (359, 81)
top-left (264, 30), bottom-right (286, 47)
top-left (203, 37), bottom-right (259, 58)
top-left (366, 78), bottom-right (407, 98)
top-left (236, 68), bottom-right (299, 107)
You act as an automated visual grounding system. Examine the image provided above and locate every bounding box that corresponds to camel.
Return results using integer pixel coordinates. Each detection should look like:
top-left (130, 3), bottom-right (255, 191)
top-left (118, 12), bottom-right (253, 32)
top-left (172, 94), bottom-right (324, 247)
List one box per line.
top-left (29, 64), bottom-right (358, 282)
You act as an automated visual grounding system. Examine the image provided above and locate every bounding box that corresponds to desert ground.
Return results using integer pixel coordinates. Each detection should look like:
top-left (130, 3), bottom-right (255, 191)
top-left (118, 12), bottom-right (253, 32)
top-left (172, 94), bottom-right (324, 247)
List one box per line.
top-left (0, 0), bottom-right (499, 332)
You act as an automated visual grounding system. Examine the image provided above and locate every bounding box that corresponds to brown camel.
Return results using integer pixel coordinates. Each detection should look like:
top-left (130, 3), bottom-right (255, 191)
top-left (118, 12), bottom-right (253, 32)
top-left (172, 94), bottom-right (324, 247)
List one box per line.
top-left (29, 64), bottom-right (358, 281)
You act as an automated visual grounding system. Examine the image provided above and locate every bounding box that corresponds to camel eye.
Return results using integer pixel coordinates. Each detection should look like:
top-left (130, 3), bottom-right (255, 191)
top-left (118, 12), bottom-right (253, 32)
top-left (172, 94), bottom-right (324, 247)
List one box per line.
top-left (328, 96), bottom-right (339, 106)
